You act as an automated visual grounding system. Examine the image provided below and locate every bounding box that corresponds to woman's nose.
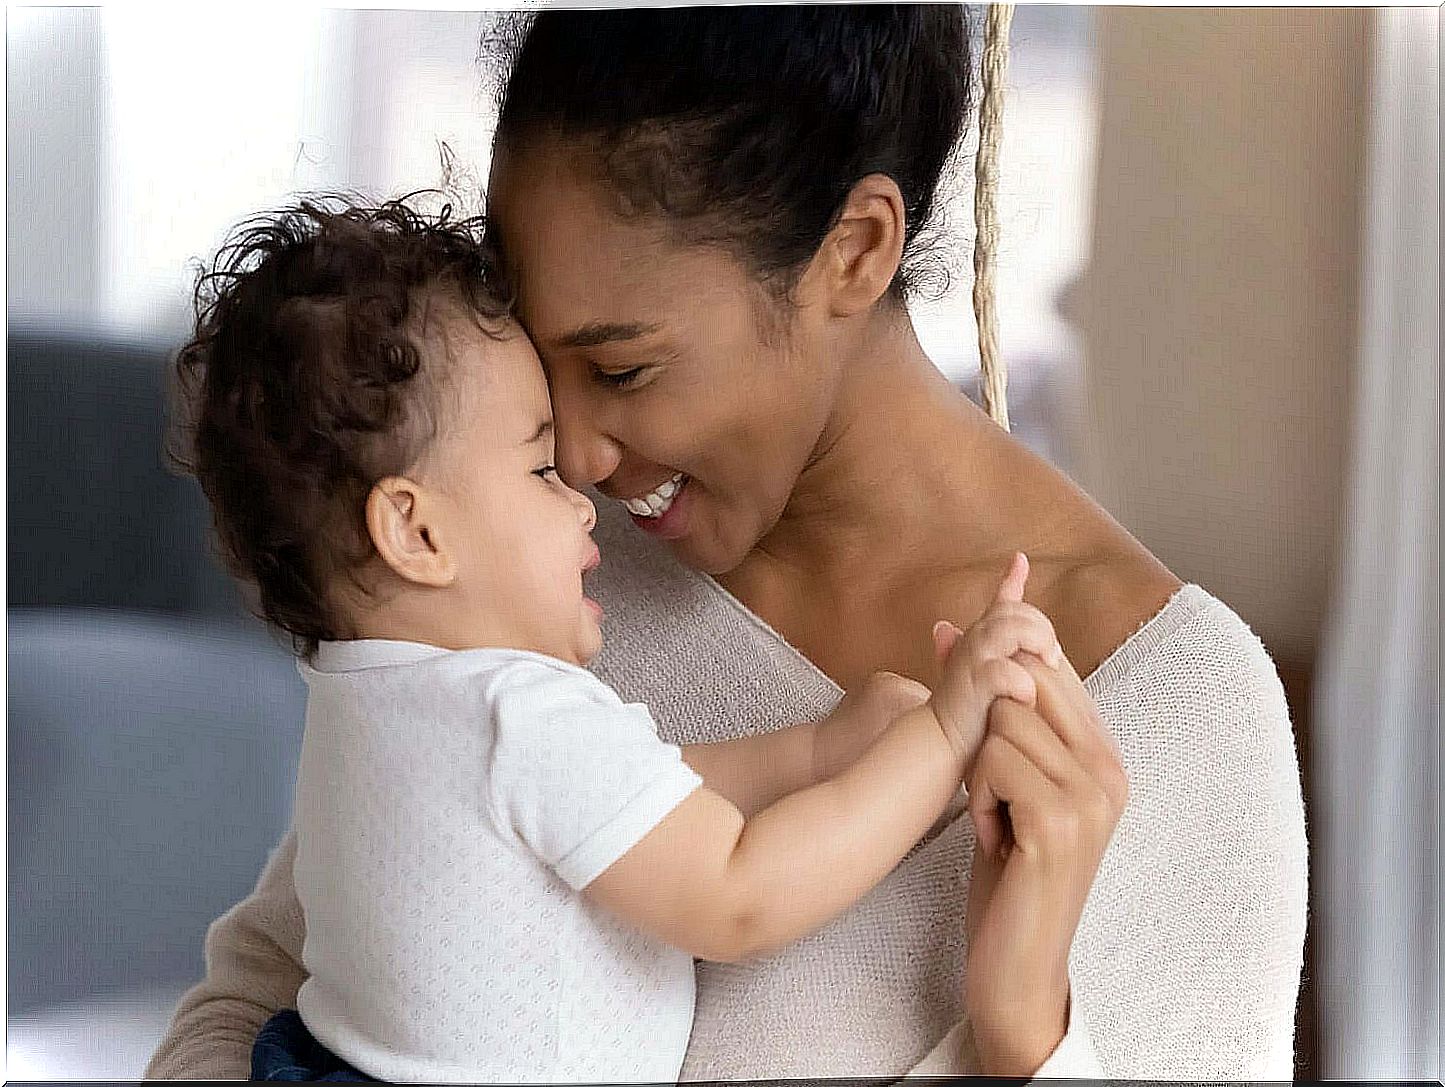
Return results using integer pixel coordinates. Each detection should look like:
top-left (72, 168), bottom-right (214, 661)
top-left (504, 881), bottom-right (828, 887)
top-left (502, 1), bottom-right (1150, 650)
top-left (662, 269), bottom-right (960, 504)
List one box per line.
top-left (552, 392), bottom-right (622, 488)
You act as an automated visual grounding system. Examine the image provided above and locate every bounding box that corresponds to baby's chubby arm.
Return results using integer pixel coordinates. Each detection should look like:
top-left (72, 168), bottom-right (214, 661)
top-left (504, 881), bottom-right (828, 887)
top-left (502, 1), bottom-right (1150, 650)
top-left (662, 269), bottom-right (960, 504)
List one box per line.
top-left (679, 672), bottom-right (930, 816)
top-left (588, 701), bottom-right (963, 963)
top-left (587, 554), bottom-right (1059, 964)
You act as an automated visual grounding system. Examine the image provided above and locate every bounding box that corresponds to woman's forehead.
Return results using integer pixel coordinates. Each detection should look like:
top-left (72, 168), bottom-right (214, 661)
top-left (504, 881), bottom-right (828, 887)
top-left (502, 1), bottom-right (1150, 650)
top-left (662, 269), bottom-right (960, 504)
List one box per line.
top-left (514, 241), bottom-right (671, 352)
top-left (492, 158), bottom-right (655, 311)
top-left (491, 143), bottom-right (629, 252)
top-left (490, 142), bottom-right (764, 349)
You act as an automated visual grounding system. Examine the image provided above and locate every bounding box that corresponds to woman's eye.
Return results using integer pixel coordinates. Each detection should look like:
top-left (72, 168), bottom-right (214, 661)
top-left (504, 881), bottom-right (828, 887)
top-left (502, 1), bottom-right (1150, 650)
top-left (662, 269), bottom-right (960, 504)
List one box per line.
top-left (592, 365), bottom-right (646, 389)
top-left (532, 464), bottom-right (559, 479)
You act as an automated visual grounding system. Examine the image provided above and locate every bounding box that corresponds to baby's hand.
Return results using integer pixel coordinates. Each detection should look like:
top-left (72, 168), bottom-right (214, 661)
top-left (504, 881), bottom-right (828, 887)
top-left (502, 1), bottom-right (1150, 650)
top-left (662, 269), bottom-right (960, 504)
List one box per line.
top-left (813, 670), bottom-right (931, 783)
top-left (928, 553), bottom-right (1062, 767)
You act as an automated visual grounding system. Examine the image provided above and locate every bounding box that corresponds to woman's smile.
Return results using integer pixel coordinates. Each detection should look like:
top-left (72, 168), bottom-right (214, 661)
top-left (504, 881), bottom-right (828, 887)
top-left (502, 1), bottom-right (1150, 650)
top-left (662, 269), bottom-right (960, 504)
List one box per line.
top-left (623, 472), bottom-right (693, 539)
top-left (620, 471), bottom-right (686, 519)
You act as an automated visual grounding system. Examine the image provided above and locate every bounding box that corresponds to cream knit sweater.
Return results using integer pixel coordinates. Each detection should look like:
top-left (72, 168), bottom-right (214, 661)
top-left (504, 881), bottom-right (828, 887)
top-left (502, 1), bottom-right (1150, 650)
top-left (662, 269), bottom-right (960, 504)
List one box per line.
top-left (146, 496), bottom-right (1308, 1080)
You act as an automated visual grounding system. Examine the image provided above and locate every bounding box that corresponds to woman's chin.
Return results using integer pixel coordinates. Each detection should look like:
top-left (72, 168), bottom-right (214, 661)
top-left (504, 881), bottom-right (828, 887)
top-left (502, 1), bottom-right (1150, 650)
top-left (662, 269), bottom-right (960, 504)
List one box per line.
top-left (632, 486), bottom-right (760, 577)
top-left (666, 528), bottom-right (749, 579)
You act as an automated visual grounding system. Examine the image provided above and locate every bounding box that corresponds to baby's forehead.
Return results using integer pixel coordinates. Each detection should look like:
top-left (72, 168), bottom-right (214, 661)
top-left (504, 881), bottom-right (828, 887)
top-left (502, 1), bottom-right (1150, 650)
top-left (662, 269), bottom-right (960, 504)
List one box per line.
top-left (417, 304), bottom-right (552, 439)
top-left (412, 288), bottom-right (521, 357)
top-left (412, 301), bottom-right (527, 388)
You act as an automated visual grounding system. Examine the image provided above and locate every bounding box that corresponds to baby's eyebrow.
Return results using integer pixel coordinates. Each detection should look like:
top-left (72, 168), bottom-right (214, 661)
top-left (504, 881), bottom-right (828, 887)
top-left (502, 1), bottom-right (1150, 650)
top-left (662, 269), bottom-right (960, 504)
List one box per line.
top-left (552, 321), bottom-right (658, 349)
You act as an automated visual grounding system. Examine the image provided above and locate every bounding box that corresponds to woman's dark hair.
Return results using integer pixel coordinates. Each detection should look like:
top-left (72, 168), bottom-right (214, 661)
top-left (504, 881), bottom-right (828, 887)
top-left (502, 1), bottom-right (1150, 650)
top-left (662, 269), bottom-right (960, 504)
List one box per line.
top-left (490, 4), bottom-right (975, 300)
top-left (171, 196), bottom-right (510, 658)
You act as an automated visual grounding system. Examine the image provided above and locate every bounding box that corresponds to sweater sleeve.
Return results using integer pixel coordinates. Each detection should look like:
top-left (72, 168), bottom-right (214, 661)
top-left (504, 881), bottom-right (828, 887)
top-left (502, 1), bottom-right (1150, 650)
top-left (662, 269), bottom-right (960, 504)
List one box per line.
top-left (1068, 592), bottom-right (1309, 1078)
top-left (904, 986), bottom-right (1102, 1078)
top-left (907, 590), bottom-right (1308, 1079)
top-left (143, 829), bottom-right (307, 1080)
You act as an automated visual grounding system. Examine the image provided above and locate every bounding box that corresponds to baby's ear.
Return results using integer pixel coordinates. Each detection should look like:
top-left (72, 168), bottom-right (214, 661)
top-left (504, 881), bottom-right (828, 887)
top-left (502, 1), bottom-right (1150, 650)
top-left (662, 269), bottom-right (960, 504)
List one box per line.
top-left (365, 477), bottom-right (456, 588)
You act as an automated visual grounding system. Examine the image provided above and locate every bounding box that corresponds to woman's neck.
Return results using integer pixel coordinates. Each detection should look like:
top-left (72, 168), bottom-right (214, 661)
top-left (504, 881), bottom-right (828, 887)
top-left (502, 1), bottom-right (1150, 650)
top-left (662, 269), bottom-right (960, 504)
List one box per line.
top-left (717, 311), bottom-right (1180, 690)
top-left (744, 314), bottom-right (1033, 587)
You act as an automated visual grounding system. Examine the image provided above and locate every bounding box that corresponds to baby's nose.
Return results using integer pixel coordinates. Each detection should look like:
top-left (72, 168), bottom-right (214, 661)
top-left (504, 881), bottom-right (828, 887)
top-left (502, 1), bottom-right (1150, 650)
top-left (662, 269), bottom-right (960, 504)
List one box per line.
top-left (573, 487), bottom-right (597, 532)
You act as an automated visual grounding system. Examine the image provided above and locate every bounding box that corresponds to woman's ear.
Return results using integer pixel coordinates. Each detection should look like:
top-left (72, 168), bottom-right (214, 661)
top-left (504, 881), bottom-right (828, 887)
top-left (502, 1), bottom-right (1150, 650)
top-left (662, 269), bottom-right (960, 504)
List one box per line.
top-left (365, 477), bottom-right (457, 588)
top-left (803, 173), bottom-right (907, 317)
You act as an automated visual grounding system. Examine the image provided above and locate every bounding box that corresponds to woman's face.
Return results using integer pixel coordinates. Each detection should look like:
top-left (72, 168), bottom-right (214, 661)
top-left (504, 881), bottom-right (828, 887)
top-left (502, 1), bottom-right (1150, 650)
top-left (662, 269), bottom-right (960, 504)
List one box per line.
top-left (488, 142), bottom-right (843, 576)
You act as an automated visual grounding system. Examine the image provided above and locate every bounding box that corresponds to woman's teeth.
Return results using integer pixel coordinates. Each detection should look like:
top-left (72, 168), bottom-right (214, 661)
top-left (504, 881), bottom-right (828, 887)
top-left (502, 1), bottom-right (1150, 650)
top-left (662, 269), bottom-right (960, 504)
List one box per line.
top-left (624, 473), bottom-right (685, 518)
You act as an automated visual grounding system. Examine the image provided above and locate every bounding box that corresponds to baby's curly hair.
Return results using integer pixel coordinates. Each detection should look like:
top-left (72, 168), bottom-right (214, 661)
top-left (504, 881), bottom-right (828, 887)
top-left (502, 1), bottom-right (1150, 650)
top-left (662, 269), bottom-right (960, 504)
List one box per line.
top-left (171, 195), bottom-right (512, 658)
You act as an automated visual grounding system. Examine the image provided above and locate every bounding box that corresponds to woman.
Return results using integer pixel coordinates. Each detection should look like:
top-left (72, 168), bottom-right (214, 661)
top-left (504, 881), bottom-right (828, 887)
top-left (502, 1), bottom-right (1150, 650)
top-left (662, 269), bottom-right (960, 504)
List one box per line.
top-left (147, 6), bottom-right (1306, 1079)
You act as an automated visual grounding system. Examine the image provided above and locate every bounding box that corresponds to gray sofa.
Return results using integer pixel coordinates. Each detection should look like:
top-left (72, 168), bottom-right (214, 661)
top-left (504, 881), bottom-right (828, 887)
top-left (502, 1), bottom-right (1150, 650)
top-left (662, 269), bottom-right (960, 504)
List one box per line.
top-left (8, 327), bottom-right (307, 1076)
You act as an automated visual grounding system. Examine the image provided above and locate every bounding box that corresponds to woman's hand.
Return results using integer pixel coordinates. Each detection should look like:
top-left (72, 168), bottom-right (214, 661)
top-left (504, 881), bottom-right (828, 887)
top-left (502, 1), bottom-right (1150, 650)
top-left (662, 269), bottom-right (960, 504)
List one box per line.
top-left (953, 648), bottom-right (1129, 1075)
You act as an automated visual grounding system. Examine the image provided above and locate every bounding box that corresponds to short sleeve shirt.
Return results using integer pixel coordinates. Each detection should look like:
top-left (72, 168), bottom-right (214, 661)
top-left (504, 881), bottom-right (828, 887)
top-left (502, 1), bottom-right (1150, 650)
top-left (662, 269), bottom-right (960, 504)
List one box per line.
top-left (291, 640), bottom-right (702, 1084)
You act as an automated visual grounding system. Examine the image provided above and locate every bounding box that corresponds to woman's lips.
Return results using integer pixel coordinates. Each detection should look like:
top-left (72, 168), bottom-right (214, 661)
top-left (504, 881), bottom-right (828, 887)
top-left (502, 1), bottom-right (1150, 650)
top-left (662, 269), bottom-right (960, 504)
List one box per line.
top-left (630, 475), bottom-right (691, 540)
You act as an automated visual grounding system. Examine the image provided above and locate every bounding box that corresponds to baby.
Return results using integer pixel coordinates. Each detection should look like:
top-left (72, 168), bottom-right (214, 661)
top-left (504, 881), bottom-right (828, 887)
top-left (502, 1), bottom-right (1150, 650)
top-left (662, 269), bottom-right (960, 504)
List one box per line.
top-left (174, 198), bottom-right (1062, 1084)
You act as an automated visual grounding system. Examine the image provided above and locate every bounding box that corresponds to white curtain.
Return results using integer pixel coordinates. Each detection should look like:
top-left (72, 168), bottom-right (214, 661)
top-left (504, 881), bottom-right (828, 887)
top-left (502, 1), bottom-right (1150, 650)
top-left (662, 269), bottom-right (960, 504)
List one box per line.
top-left (1313, 7), bottom-right (1440, 1080)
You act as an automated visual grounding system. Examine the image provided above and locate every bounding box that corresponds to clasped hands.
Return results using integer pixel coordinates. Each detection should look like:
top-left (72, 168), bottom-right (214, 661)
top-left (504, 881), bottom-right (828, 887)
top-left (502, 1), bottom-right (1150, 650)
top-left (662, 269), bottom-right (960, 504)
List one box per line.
top-left (820, 553), bottom-right (1129, 1075)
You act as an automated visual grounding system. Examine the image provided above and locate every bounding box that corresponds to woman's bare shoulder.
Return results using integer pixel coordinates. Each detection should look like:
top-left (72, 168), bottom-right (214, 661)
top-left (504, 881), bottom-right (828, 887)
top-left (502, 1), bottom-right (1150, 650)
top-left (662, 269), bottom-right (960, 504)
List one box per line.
top-left (998, 442), bottom-right (1184, 676)
top-left (1040, 540), bottom-right (1184, 680)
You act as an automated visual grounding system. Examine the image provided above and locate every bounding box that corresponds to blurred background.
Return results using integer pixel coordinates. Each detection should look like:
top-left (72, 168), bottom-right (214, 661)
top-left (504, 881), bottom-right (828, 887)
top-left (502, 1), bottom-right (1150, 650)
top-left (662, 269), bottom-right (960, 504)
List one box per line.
top-left (7, 5), bottom-right (1439, 1080)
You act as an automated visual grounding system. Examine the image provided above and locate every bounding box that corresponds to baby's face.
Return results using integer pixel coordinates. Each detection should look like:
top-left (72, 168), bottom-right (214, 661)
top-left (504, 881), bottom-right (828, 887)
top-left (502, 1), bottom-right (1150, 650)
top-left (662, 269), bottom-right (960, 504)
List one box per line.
top-left (420, 310), bottom-right (603, 665)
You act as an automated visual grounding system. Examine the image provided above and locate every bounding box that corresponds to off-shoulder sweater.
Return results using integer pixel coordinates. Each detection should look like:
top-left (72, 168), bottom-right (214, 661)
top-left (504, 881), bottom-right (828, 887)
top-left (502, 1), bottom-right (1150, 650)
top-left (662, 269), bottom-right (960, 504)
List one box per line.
top-left (145, 496), bottom-right (1307, 1080)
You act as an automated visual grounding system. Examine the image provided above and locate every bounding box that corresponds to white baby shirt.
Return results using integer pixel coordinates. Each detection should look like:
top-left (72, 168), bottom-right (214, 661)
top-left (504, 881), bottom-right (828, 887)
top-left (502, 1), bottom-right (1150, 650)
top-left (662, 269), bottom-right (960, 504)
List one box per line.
top-left (291, 639), bottom-right (704, 1084)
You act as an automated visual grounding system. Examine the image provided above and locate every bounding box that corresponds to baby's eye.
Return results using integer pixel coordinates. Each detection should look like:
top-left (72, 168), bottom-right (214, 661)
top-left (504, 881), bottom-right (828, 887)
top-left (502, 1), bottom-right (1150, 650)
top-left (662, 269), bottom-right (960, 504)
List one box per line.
top-left (532, 464), bottom-right (559, 479)
top-left (591, 365), bottom-right (645, 389)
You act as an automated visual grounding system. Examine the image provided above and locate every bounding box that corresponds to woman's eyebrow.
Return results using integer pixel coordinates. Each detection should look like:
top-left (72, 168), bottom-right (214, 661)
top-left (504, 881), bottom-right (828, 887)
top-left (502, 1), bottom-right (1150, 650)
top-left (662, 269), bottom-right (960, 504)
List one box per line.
top-left (553, 321), bottom-right (659, 349)
top-left (521, 420), bottom-right (554, 446)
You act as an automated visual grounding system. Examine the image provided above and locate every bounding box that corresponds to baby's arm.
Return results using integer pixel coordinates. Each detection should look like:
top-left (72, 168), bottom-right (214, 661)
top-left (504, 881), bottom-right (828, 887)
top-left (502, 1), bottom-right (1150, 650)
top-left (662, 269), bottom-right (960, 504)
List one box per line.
top-left (680, 672), bottom-right (930, 816)
top-left (588, 554), bottom-right (1059, 963)
top-left (587, 698), bottom-right (967, 962)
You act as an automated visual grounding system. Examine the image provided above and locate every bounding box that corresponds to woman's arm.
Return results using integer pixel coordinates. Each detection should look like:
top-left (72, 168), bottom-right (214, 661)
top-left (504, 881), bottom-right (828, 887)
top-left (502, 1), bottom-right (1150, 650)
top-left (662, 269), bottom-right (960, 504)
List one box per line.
top-left (898, 654), bottom-right (1120, 1080)
top-left (959, 655), bottom-right (1128, 1074)
top-left (905, 1000), bottom-right (1102, 1078)
top-left (915, 600), bottom-right (1307, 1079)
top-left (144, 830), bottom-right (307, 1080)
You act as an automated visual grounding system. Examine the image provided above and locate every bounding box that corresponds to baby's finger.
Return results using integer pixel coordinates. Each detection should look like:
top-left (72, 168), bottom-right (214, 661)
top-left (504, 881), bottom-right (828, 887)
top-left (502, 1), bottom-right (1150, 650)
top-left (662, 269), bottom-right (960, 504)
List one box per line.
top-left (853, 670), bottom-right (932, 717)
top-left (969, 611), bottom-right (1063, 669)
top-left (974, 656), bottom-right (1038, 709)
top-left (932, 619), bottom-right (962, 663)
top-left (977, 599), bottom-right (1055, 628)
top-left (993, 551), bottom-right (1029, 605)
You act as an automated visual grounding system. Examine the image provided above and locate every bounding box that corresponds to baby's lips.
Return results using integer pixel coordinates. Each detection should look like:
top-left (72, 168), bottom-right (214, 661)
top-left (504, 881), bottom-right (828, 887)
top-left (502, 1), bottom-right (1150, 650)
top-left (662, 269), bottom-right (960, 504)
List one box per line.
top-left (582, 544), bottom-right (602, 573)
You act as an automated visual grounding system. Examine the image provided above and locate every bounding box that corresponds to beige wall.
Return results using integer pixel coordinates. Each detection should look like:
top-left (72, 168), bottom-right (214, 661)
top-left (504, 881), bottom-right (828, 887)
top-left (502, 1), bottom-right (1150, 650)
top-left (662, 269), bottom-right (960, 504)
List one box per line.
top-left (1072, 8), bottom-right (1371, 665)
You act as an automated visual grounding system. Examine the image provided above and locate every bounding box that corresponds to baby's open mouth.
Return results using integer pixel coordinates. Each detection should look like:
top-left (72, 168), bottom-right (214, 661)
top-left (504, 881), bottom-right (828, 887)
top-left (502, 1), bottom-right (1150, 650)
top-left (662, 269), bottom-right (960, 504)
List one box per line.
top-left (622, 472), bottom-right (686, 519)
